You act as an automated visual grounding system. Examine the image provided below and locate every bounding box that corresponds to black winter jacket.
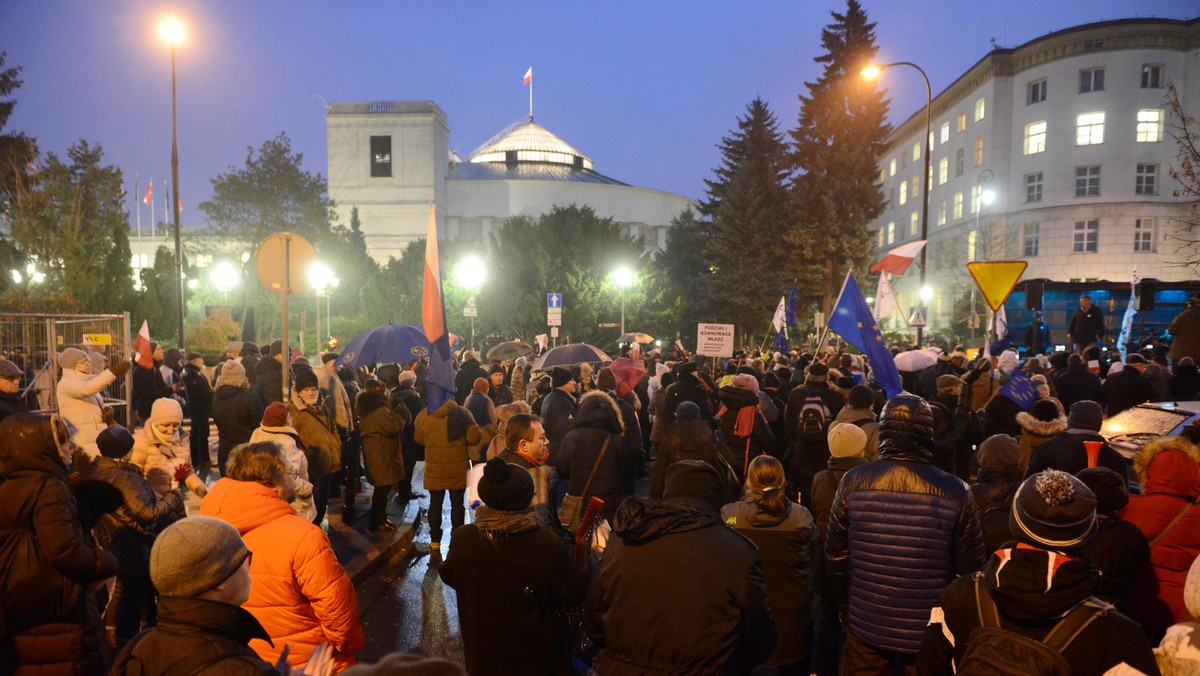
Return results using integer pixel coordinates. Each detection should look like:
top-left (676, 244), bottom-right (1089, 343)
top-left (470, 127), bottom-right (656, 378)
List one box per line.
top-left (1102, 367), bottom-right (1155, 416)
top-left (252, 356), bottom-right (283, 406)
top-left (784, 383), bottom-right (845, 468)
top-left (966, 466), bottom-right (1022, 553)
top-left (211, 384), bottom-right (262, 459)
top-left (1054, 364), bottom-right (1102, 411)
top-left (650, 419), bottom-right (740, 501)
top-left (112, 597), bottom-right (279, 675)
top-left (1025, 430), bottom-right (1130, 480)
top-left (558, 391), bottom-right (640, 524)
top-left (91, 457), bottom-right (184, 577)
top-left (715, 386), bottom-right (775, 474)
top-left (132, 362), bottom-right (170, 423)
top-left (662, 371), bottom-right (715, 425)
top-left (1076, 514), bottom-right (1151, 614)
top-left (181, 363), bottom-right (213, 418)
top-left (540, 388), bottom-right (577, 466)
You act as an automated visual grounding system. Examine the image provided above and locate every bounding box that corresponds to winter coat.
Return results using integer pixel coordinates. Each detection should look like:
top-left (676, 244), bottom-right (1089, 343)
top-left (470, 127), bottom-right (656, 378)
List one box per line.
top-left (540, 388), bottom-right (576, 466)
top-left (181, 362), bottom-right (213, 419)
top-left (811, 456), bottom-right (869, 543)
top-left (0, 390), bottom-right (27, 423)
top-left (1154, 554), bottom-right (1200, 676)
top-left (56, 367), bottom-right (117, 457)
top-left (253, 356), bottom-right (283, 406)
top-left (967, 466), bottom-right (1022, 553)
top-left (834, 407), bottom-right (879, 460)
top-left (662, 371), bottom-right (715, 425)
top-left (248, 425), bottom-right (315, 522)
top-left (650, 418), bottom-right (741, 502)
top-left (111, 596), bottom-right (279, 675)
top-left (509, 362), bottom-right (527, 403)
top-left (982, 387), bottom-right (1024, 438)
top-left (1121, 436), bottom-right (1200, 638)
top-left (464, 389), bottom-right (497, 460)
top-left (316, 367), bottom-right (353, 431)
top-left (558, 391), bottom-right (641, 524)
top-left (454, 358), bottom-right (488, 404)
top-left (212, 383), bottom-right (262, 462)
top-left (0, 415), bottom-right (119, 674)
top-left (1054, 363), bottom-right (1103, 411)
top-left (715, 386), bottom-right (775, 470)
top-left (393, 384), bottom-right (425, 463)
top-left (917, 546), bottom-right (1159, 676)
top-left (1025, 430), bottom-right (1129, 480)
top-left (200, 478), bottom-right (364, 671)
top-left (929, 393), bottom-right (983, 478)
top-left (1077, 514), bottom-right (1151, 614)
top-left (1015, 410), bottom-right (1068, 475)
top-left (132, 362), bottom-right (170, 423)
top-left (497, 449), bottom-right (557, 530)
top-left (784, 383), bottom-right (845, 469)
top-left (1169, 304), bottom-right (1200, 363)
top-left (129, 425), bottom-right (207, 497)
top-left (91, 456), bottom-right (184, 577)
top-left (413, 398), bottom-right (480, 491)
top-left (1069, 304), bottom-right (1107, 346)
top-left (584, 496), bottom-right (776, 675)
top-left (288, 395), bottom-right (342, 480)
top-left (355, 391), bottom-right (405, 487)
top-left (1104, 367), bottom-right (1157, 416)
top-left (825, 398), bottom-right (987, 654)
top-left (488, 383), bottom-right (514, 407)
top-left (439, 506), bottom-right (587, 676)
top-left (721, 497), bottom-right (816, 669)
top-left (1170, 363), bottom-right (1200, 400)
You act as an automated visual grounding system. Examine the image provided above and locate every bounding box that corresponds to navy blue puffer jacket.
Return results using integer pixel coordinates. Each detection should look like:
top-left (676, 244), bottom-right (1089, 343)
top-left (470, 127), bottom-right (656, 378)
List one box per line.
top-left (825, 393), bottom-right (986, 654)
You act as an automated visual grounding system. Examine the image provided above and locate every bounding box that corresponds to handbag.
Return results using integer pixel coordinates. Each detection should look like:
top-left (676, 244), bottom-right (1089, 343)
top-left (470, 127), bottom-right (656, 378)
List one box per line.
top-left (558, 436), bottom-right (611, 534)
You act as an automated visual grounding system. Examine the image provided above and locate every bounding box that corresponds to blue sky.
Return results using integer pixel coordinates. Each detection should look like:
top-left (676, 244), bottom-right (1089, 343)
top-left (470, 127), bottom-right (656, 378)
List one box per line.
top-left (2, 1), bottom-right (1193, 231)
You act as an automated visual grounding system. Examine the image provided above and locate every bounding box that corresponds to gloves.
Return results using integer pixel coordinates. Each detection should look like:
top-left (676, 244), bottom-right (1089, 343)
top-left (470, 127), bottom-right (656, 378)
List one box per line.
top-left (109, 359), bottom-right (132, 378)
top-left (172, 462), bottom-right (193, 483)
top-left (101, 406), bottom-right (116, 425)
top-left (962, 359), bottom-right (989, 385)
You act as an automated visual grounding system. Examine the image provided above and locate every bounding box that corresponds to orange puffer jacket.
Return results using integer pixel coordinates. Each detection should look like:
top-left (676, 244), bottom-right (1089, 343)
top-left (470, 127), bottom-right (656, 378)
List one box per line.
top-left (200, 478), bottom-right (364, 671)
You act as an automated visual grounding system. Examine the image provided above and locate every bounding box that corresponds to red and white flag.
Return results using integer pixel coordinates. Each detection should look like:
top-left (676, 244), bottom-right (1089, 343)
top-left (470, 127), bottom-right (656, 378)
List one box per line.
top-left (523, 67), bottom-right (532, 86)
top-left (132, 320), bottom-right (154, 370)
top-left (143, 181), bottom-right (153, 206)
top-left (873, 273), bottom-right (900, 321)
top-left (870, 240), bottom-right (926, 275)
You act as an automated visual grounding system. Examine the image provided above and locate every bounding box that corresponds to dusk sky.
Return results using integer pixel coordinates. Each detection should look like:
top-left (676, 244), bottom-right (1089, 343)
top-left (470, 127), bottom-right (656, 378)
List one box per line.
top-left (3, 1), bottom-right (1194, 238)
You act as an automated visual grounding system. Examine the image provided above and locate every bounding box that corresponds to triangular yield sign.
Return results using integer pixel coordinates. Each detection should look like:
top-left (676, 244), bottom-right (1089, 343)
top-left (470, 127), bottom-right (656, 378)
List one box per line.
top-left (967, 261), bottom-right (1028, 312)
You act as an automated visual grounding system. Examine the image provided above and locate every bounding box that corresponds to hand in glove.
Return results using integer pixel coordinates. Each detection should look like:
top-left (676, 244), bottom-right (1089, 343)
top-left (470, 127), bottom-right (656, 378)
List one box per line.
top-left (109, 359), bottom-right (132, 378)
top-left (172, 462), bottom-right (194, 483)
top-left (962, 359), bottom-right (990, 385)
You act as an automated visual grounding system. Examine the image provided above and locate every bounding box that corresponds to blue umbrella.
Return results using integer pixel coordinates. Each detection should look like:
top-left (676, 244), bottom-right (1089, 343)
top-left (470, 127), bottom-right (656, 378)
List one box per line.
top-left (337, 324), bottom-right (433, 368)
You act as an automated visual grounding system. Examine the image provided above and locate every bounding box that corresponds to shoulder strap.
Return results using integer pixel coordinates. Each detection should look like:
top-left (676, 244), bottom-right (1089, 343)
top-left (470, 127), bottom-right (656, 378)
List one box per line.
top-left (579, 436), bottom-right (612, 500)
top-left (1041, 597), bottom-right (1111, 653)
top-left (972, 572), bottom-right (1001, 628)
top-left (1149, 501), bottom-right (1194, 548)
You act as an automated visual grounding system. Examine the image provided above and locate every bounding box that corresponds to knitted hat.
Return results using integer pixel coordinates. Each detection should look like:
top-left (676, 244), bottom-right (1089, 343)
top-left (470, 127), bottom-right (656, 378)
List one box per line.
top-left (224, 341), bottom-right (243, 354)
top-left (477, 458), bottom-right (534, 511)
top-left (473, 377), bottom-right (489, 393)
top-left (397, 370), bottom-right (417, 386)
top-left (241, 342), bottom-right (260, 357)
top-left (997, 350), bottom-right (1020, 370)
top-left (1076, 466), bottom-right (1129, 513)
top-left (663, 459), bottom-right (724, 511)
top-left (977, 434), bottom-right (1020, 469)
top-left (806, 362), bottom-right (829, 383)
top-left (58, 347), bottom-right (88, 370)
top-left (936, 374), bottom-right (963, 391)
top-left (294, 368), bottom-right (319, 391)
top-left (1029, 399), bottom-right (1061, 423)
top-left (0, 358), bottom-right (21, 379)
top-left (1180, 357), bottom-right (1196, 368)
top-left (827, 423), bottom-right (867, 458)
top-left (269, 340), bottom-right (284, 357)
top-left (730, 373), bottom-right (759, 392)
top-left (489, 363), bottom-right (505, 376)
top-left (551, 367), bottom-right (573, 388)
top-left (1010, 470), bottom-right (1098, 550)
top-left (222, 360), bottom-right (246, 379)
top-left (150, 397), bottom-right (184, 425)
top-left (262, 401), bottom-right (289, 428)
top-left (186, 352), bottom-right (203, 362)
top-left (151, 516), bottom-right (248, 597)
top-left (1068, 400), bottom-right (1104, 432)
top-left (96, 426), bottom-right (136, 459)
top-left (675, 401), bottom-right (701, 420)
top-left (848, 385), bottom-right (875, 410)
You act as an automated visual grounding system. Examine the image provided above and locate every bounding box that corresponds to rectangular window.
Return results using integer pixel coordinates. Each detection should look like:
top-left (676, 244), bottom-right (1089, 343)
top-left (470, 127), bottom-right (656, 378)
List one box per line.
top-left (889, 158), bottom-right (897, 176)
top-left (957, 113), bottom-right (967, 133)
top-left (1141, 64), bottom-right (1162, 89)
top-left (899, 180), bottom-right (908, 206)
top-left (1134, 218), bottom-right (1156, 252)
top-left (1079, 68), bottom-right (1105, 93)
top-left (1137, 109), bottom-right (1163, 143)
top-left (1135, 163), bottom-right (1158, 195)
top-left (887, 222), bottom-right (895, 244)
top-left (938, 158), bottom-right (949, 185)
top-left (369, 135), bottom-right (392, 177)
top-left (940, 122), bottom-right (950, 144)
top-left (877, 228), bottom-right (885, 248)
top-left (890, 187), bottom-right (896, 206)
top-left (912, 174), bottom-right (920, 198)
top-left (937, 200), bottom-right (947, 226)
top-left (1075, 166), bottom-right (1101, 196)
top-left (912, 142), bottom-right (921, 162)
top-left (970, 185), bottom-right (980, 215)
top-left (1025, 172), bottom-right (1043, 203)
top-left (973, 138), bottom-right (984, 167)
top-left (955, 149), bottom-right (965, 178)
top-left (910, 211), bottom-right (919, 237)
top-left (1025, 121), bottom-right (1047, 154)
top-left (1073, 219), bottom-right (1099, 253)
top-left (1076, 112), bottom-right (1105, 145)
top-left (967, 230), bottom-right (978, 262)
top-left (1023, 223), bottom-right (1040, 257)
top-left (1028, 79), bottom-right (1047, 104)
top-left (975, 98), bottom-right (986, 122)
top-left (953, 192), bottom-right (964, 220)
top-left (1083, 39), bottom-right (1104, 51)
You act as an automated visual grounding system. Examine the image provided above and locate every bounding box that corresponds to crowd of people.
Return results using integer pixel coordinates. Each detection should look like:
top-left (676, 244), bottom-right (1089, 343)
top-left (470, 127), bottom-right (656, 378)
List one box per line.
top-left (0, 296), bottom-right (1199, 674)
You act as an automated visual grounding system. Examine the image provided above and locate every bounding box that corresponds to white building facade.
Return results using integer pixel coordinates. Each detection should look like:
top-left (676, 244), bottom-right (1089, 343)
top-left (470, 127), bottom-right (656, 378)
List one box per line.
top-left (870, 17), bottom-right (1199, 332)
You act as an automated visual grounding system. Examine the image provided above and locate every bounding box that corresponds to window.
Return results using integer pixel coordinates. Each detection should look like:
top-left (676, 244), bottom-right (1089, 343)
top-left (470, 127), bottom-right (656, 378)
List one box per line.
top-left (937, 200), bottom-right (947, 226)
top-left (1025, 121), bottom-right (1047, 154)
top-left (1025, 172), bottom-right (1043, 203)
top-left (1073, 219), bottom-right (1099, 252)
top-left (940, 122), bottom-right (950, 144)
top-left (912, 174), bottom-right (920, 198)
top-left (899, 180), bottom-right (908, 206)
top-left (929, 132), bottom-right (936, 153)
top-left (974, 98), bottom-right (986, 122)
top-left (887, 222), bottom-right (895, 244)
top-left (877, 228), bottom-right (885, 248)
top-left (938, 158), bottom-right (949, 185)
top-left (973, 138), bottom-right (984, 167)
top-left (1079, 68), bottom-right (1105, 93)
top-left (912, 142), bottom-right (921, 162)
top-left (1083, 39), bottom-right (1104, 51)
top-left (1137, 109), bottom-right (1163, 143)
top-left (879, 167), bottom-right (886, 184)
top-left (1141, 64), bottom-right (1162, 89)
top-left (369, 135), bottom-right (392, 177)
top-left (953, 192), bottom-right (964, 220)
top-left (957, 113), bottom-right (967, 133)
top-left (1075, 166), bottom-right (1101, 196)
top-left (910, 211), bottom-right (919, 236)
top-left (1134, 218), bottom-right (1156, 252)
top-left (1028, 79), bottom-right (1047, 104)
top-left (967, 230), bottom-right (978, 262)
top-left (955, 149), bottom-right (964, 178)
top-left (1023, 223), bottom-right (1040, 257)
top-left (1136, 164), bottom-right (1158, 195)
top-left (889, 158), bottom-right (897, 176)
top-left (970, 185), bottom-right (980, 214)
top-left (1076, 112), bottom-right (1105, 145)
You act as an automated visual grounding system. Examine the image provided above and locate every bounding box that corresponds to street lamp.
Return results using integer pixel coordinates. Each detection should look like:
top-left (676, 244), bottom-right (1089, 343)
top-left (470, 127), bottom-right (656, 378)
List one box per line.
top-left (454, 255), bottom-right (486, 351)
top-left (863, 60), bottom-right (932, 346)
top-left (612, 266), bottom-right (634, 337)
top-left (308, 261), bottom-right (335, 359)
top-left (158, 16), bottom-right (187, 348)
top-left (210, 260), bottom-right (240, 303)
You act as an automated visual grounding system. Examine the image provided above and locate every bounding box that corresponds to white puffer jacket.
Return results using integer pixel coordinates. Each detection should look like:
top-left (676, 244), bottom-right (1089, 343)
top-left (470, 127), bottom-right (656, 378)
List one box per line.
top-left (56, 367), bottom-right (117, 457)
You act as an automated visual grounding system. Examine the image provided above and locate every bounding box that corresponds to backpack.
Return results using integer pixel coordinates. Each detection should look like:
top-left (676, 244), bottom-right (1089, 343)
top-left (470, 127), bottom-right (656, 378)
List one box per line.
top-left (798, 391), bottom-right (831, 446)
top-left (956, 572), bottom-right (1111, 676)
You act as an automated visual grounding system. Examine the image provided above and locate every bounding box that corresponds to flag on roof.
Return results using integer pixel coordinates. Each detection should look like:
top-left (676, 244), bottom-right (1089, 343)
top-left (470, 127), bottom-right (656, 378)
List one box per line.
top-left (523, 67), bottom-right (532, 86)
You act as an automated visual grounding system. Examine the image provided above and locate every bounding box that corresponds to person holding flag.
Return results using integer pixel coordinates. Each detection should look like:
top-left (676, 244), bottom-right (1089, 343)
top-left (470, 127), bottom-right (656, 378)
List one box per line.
top-left (56, 346), bottom-right (131, 457)
top-left (825, 272), bottom-right (904, 401)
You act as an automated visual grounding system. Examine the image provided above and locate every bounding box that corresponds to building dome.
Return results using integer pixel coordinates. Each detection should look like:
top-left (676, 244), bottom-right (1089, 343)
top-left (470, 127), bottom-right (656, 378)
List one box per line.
top-left (468, 119), bottom-right (594, 170)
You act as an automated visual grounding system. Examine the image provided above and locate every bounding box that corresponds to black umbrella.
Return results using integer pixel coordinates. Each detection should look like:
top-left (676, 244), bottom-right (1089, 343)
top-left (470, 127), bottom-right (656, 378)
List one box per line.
top-left (531, 343), bottom-right (611, 371)
top-left (486, 340), bottom-right (534, 362)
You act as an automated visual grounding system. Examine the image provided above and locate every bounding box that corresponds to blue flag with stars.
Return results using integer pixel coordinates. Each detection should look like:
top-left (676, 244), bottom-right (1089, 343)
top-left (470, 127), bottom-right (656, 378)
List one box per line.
top-left (999, 368), bottom-right (1039, 411)
top-left (827, 271), bottom-right (903, 400)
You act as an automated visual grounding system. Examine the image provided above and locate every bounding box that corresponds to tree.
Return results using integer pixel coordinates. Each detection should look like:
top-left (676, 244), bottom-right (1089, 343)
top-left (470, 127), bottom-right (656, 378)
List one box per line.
top-left (136, 247), bottom-right (181, 341)
top-left (650, 209), bottom-right (709, 340)
top-left (0, 52), bottom-right (35, 206)
top-left (701, 98), bottom-right (795, 345)
top-left (790, 0), bottom-right (890, 315)
top-left (1167, 83), bottom-right (1200, 274)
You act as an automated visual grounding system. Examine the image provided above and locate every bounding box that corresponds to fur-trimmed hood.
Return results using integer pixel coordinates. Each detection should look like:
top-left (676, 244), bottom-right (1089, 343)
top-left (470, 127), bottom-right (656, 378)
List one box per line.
top-left (1015, 411), bottom-right (1067, 437)
top-left (1133, 435), bottom-right (1200, 497)
top-left (571, 389), bottom-right (625, 434)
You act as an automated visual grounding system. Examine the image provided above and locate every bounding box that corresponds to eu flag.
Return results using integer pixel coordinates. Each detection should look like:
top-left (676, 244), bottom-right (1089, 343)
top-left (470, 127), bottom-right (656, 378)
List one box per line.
top-left (999, 368), bottom-right (1039, 411)
top-left (827, 272), bottom-right (903, 399)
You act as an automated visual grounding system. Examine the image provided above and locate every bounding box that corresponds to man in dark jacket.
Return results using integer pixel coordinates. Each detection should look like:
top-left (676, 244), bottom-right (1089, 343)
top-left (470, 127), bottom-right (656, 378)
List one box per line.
top-left (132, 342), bottom-right (171, 425)
top-left (1169, 294), bottom-right (1200, 364)
top-left (649, 401), bottom-right (740, 501)
top-left (1055, 353), bottom-right (1103, 411)
top-left (210, 360), bottom-right (262, 476)
top-left (1102, 353), bottom-right (1155, 416)
top-left (181, 352), bottom-right (214, 471)
top-left (584, 460), bottom-right (776, 674)
top-left (1025, 400), bottom-right (1129, 480)
top-left (917, 470), bottom-right (1159, 676)
top-left (1068, 294), bottom-right (1105, 353)
top-left (662, 362), bottom-right (716, 425)
top-left (454, 351), bottom-right (488, 404)
top-left (929, 370), bottom-right (985, 481)
top-left (240, 342), bottom-right (260, 388)
top-left (1024, 310), bottom-right (1053, 355)
top-left (784, 362), bottom-right (845, 506)
top-left (0, 357), bottom-right (28, 422)
top-left (253, 340), bottom-right (285, 406)
top-left (825, 393), bottom-right (987, 673)
top-left (392, 369), bottom-right (426, 501)
top-left (540, 366), bottom-right (577, 503)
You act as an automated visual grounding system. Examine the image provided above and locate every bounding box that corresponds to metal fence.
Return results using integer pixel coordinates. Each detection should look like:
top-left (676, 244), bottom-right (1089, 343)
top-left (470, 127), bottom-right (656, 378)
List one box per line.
top-left (0, 312), bottom-right (133, 426)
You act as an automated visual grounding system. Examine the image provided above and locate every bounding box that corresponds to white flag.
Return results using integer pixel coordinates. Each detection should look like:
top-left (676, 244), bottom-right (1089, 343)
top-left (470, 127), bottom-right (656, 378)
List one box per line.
top-left (873, 274), bottom-right (900, 321)
top-left (1117, 268), bottom-right (1139, 361)
top-left (987, 304), bottom-right (1008, 340)
top-left (771, 296), bottom-right (787, 335)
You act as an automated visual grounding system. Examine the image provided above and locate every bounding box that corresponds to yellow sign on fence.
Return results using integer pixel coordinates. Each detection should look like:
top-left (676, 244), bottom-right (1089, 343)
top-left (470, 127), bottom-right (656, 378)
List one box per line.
top-left (82, 333), bottom-right (112, 345)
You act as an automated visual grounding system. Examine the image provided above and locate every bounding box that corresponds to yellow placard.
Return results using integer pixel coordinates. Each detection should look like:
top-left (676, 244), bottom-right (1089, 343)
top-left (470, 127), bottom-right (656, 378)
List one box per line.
top-left (82, 333), bottom-right (112, 345)
top-left (967, 261), bottom-right (1028, 312)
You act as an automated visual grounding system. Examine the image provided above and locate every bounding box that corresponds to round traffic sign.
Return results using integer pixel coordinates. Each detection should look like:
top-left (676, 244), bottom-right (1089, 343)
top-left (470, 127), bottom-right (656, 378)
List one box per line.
top-left (255, 232), bottom-right (316, 295)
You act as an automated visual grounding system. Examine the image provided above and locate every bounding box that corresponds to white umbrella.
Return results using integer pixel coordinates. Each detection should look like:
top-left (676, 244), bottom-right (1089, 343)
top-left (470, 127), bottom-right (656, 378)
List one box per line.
top-left (894, 348), bottom-right (940, 372)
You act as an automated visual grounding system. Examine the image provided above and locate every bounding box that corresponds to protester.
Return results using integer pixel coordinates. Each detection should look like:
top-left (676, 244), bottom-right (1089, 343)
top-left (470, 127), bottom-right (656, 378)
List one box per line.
top-left (485, 400), bottom-right (531, 459)
top-left (495, 412), bottom-right (557, 529)
top-left (1015, 398), bottom-right (1068, 475)
top-left (132, 343), bottom-right (171, 425)
top-left (928, 370), bottom-right (984, 481)
top-left (56, 347), bottom-right (131, 456)
top-left (1024, 309), bottom-right (1052, 354)
top-left (356, 381), bottom-right (406, 532)
top-left (316, 352), bottom-right (353, 433)
top-left (558, 390), bottom-right (642, 524)
top-left (715, 373), bottom-right (775, 476)
top-left (248, 402), bottom-right (316, 522)
top-left (784, 361), bottom-right (844, 506)
top-left (1055, 353), bottom-right (1104, 411)
top-left (486, 363), bottom-right (513, 406)
top-left (392, 369), bottom-right (426, 502)
top-left (540, 366), bottom-right (578, 469)
top-left (662, 361), bottom-right (714, 425)
top-left (649, 400), bottom-right (740, 501)
top-left (1103, 353), bottom-right (1156, 416)
top-left (1154, 554), bottom-right (1200, 675)
top-left (289, 368), bottom-right (343, 526)
top-left (0, 357), bottom-right (28, 422)
top-left (439, 457), bottom-right (586, 676)
top-left (201, 441), bottom-right (364, 671)
top-left (463, 377), bottom-right (497, 460)
top-left (833, 385), bottom-right (879, 461)
top-left (453, 351), bottom-right (488, 404)
top-left (414, 397), bottom-right (481, 551)
top-left (1168, 293), bottom-right (1200, 364)
top-left (1025, 400), bottom-right (1129, 479)
top-left (1171, 357), bottom-right (1200, 400)
top-left (180, 352), bottom-right (213, 473)
top-left (1068, 293), bottom-right (1106, 353)
top-left (130, 397), bottom-right (208, 498)
top-left (211, 359), bottom-right (262, 476)
top-left (1076, 466), bottom-right (1150, 614)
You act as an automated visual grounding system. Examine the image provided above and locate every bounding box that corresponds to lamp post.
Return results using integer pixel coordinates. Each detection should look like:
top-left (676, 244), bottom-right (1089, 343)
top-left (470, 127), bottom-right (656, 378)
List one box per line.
top-left (308, 262), bottom-right (335, 359)
top-left (969, 170), bottom-right (995, 341)
top-left (863, 61), bottom-right (932, 346)
top-left (158, 17), bottom-right (187, 348)
top-left (210, 260), bottom-right (239, 304)
top-left (612, 267), bottom-right (634, 337)
top-left (454, 255), bottom-right (486, 351)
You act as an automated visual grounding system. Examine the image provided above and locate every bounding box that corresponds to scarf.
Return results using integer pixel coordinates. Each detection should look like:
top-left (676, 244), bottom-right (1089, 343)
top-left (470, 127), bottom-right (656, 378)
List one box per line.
top-left (475, 505), bottom-right (542, 535)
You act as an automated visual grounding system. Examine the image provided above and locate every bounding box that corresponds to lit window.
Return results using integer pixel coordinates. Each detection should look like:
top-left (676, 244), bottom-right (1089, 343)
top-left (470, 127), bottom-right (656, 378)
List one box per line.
top-left (975, 98), bottom-right (986, 122)
top-left (879, 167), bottom-right (886, 184)
top-left (1075, 166), bottom-right (1101, 197)
top-left (1135, 164), bottom-right (1158, 195)
top-left (877, 228), bottom-right (885, 248)
top-left (967, 230), bottom-right (978, 262)
top-left (973, 138), bottom-right (984, 167)
top-left (970, 185), bottom-right (980, 214)
top-left (887, 222), bottom-right (895, 244)
top-left (953, 192), bottom-right (964, 220)
top-left (1076, 112), bottom-right (1105, 145)
top-left (1073, 219), bottom-right (1099, 253)
top-left (890, 158), bottom-right (897, 176)
top-left (955, 149), bottom-right (964, 178)
top-left (939, 158), bottom-right (949, 185)
top-left (929, 132), bottom-right (935, 153)
top-left (1134, 218), bottom-right (1156, 252)
top-left (194, 254), bottom-right (213, 268)
top-left (940, 122), bottom-right (950, 144)
top-left (1141, 64), bottom-right (1162, 89)
top-left (1023, 223), bottom-right (1040, 257)
top-left (1025, 172), bottom-right (1043, 203)
top-left (1028, 79), bottom-right (1047, 104)
top-left (910, 211), bottom-right (919, 236)
top-left (1079, 68), bottom-right (1105, 93)
top-left (899, 181), bottom-right (908, 206)
top-left (370, 135), bottom-right (392, 177)
top-left (1025, 121), bottom-right (1047, 155)
top-left (913, 142), bottom-right (921, 161)
top-left (1137, 109), bottom-right (1163, 143)
top-left (937, 200), bottom-right (947, 226)
top-left (912, 174), bottom-right (920, 198)
top-left (957, 113), bottom-right (967, 133)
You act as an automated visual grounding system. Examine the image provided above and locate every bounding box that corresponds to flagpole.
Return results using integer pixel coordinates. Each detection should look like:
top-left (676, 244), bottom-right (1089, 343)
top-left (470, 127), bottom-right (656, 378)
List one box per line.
top-left (529, 72), bottom-right (534, 121)
top-left (149, 178), bottom-right (156, 241)
top-left (135, 173), bottom-right (142, 262)
top-left (163, 180), bottom-right (169, 240)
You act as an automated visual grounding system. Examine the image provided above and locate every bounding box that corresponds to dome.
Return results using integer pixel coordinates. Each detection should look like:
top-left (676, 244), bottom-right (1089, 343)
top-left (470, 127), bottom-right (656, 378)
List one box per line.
top-left (468, 120), bottom-right (594, 171)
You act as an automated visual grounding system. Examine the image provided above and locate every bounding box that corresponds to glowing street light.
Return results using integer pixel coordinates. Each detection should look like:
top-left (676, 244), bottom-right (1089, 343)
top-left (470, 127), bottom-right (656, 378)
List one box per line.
top-left (612, 266), bottom-right (634, 337)
top-left (455, 255), bottom-right (487, 350)
top-left (308, 261), bottom-right (336, 359)
top-left (158, 15), bottom-right (188, 348)
top-left (210, 260), bottom-right (240, 303)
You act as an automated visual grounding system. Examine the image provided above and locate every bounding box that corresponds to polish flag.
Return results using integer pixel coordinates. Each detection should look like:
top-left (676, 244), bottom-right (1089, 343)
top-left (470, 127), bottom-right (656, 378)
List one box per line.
top-left (523, 67), bottom-right (532, 86)
top-left (132, 320), bottom-right (154, 370)
top-left (870, 240), bottom-right (927, 275)
top-left (143, 181), bottom-right (153, 206)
